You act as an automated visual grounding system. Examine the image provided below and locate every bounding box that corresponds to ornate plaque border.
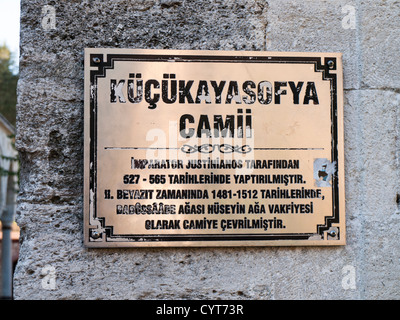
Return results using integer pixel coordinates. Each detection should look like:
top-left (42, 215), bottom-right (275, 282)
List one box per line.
top-left (84, 49), bottom-right (344, 247)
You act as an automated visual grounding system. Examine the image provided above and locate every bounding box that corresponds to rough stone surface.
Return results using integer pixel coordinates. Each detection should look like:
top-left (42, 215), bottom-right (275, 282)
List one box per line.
top-left (359, 0), bottom-right (400, 89)
top-left (266, 0), bottom-right (359, 89)
top-left (13, 0), bottom-right (400, 299)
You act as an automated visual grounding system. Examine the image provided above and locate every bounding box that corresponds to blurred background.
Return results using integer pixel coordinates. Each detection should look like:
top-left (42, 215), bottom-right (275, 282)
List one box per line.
top-left (0, 0), bottom-right (19, 124)
top-left (0, 0), bottom-right (21, 299)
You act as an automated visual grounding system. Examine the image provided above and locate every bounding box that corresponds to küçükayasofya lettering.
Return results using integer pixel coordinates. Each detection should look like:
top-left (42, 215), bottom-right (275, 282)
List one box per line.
top-left (110, 74), bottom-right (320, 109)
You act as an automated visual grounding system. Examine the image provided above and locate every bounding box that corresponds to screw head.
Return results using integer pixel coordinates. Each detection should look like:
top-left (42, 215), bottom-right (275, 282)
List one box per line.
top-left (92, 57), bottom-right (101, 64)
top-left (327, 60), bottom-right (335, 69)
top-left (328, 230), bottom-right (337, 237)
top-left (91, 230), bottom-right (102, 239)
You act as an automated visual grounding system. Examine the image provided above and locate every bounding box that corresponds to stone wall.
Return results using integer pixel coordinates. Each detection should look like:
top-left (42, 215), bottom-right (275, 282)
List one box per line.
top-left (14, 0), bottom-right (400, 299)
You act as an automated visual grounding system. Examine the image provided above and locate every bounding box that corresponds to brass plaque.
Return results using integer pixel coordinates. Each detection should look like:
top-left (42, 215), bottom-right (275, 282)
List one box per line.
top-left (84, 48), bottom-right (345, 247)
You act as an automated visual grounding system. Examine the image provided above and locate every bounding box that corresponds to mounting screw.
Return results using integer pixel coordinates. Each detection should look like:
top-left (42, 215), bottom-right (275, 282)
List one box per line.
top-left (327, 60), bottom-right (335, 69)
top-left (91, 230), bottom-right (102, 239)
top-left (92, 56), bottom-right (101, 64)
top-left (328, 230), bottom-right (337, 237)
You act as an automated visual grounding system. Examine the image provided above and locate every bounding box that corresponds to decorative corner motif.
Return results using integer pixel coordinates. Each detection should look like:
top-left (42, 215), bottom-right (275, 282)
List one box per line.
top-left (181, 144), bottom-right (252, 154)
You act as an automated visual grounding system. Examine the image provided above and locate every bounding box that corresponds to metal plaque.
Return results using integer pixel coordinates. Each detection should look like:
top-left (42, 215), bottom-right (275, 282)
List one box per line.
top-left (84, 48), bottom-right (345, 247)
